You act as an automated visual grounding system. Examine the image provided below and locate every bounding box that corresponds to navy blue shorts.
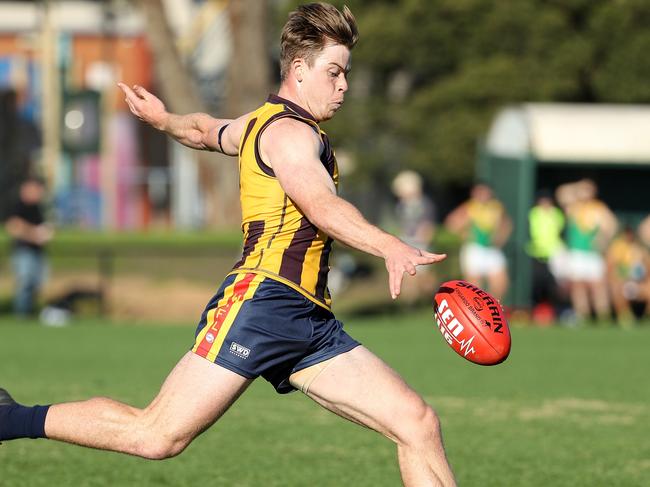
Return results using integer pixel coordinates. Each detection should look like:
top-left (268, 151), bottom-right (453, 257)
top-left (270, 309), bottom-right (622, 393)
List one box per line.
top-left (192, 272), bottom-right (360, 393)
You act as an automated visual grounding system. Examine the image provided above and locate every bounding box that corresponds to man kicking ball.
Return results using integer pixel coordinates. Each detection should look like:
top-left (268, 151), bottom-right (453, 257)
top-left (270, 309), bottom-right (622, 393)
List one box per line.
top-left (1, 4), bottom-right (455, 486)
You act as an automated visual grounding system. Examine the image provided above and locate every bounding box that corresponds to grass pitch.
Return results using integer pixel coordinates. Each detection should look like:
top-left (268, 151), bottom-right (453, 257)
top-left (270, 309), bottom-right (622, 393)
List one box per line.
top-left (1, 314), bottom-right (649, 486)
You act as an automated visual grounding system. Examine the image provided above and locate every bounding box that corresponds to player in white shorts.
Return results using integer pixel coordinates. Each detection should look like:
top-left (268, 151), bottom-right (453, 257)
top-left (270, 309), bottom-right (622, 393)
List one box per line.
top-left (445, 183), bottom-right (512, 300)
top-left (564, 179), bottom-right (617, 321)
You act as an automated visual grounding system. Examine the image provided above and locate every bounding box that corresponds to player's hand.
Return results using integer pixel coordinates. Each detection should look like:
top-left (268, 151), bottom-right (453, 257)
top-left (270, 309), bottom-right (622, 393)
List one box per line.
top-left (383, 239), bottom-right (446, 299)
top-left (117, 83), bottom-right (168, 130)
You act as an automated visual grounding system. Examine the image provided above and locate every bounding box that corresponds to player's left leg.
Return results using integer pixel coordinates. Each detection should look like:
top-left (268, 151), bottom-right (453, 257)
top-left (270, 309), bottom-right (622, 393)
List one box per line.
top-left (290, 346), bottom-right (456, 487)
top-left (1, 352), bottom-right (252, 459)
top-left (487, 268), bottom-right (508, 301)
top-left (608, 277), bottom-right (633, 324)
top-left (570, 280), bottom-right (590, 320)
top-left (485, 248), bottom-right (508, 301)
top-left (11, 247), bottom-right (39, 315)
top-left (588, 278), bottom-right (611, 321)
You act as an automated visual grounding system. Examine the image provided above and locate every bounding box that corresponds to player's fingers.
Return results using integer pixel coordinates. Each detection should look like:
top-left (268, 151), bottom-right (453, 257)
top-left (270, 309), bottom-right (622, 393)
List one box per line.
top-left (118, 83), bottom-right (139, 104)
top-left (391, 278), bottom-right (401, 299)
top-left (406, 263), bottom-right (417, 276)
top-left (133, 84), bottom-right (150, 99)
top-left (418, 252), bottom-right (447, 264)
top-left (121, 89), bottom-right (146, 117)
top-left (124, 98), bottom-right (138, 115)
top-left (127, 104), bottom-right (145, 122)
top-left (388, 267), bottom-right (401, 299)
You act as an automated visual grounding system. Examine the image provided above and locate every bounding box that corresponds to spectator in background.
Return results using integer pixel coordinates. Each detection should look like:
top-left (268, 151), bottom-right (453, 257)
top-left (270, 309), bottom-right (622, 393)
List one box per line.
top-left (526, 190), bottom-right (566, 324)
top-left (5, 177), bottom-right (54, 316)
top-left (444, 182), bottom-right (512, 300)
top-left (391, 170), bottom-right (436, 305)
top-left (606, 225), bottom-right (650, 325)
top-left (562, 179), bottom-right (617, 323)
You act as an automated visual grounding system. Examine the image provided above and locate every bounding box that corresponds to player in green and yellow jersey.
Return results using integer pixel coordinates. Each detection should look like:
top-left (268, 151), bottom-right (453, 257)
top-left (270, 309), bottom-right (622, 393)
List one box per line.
top-left (564, 179), bottom-right (617, 322)
top-left (445, 182), bottom-right (512, 300)
top-left (1, 4), bottom-right (456, 486)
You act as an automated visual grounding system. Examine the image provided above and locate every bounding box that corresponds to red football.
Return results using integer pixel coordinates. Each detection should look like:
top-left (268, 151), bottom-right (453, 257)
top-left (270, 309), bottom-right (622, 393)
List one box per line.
top-left (433, 280), bottom-right (511, 365)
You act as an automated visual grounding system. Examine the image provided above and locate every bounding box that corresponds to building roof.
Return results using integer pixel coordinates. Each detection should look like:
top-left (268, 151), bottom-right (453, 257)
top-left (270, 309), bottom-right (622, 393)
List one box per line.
top-left (485, 103), bottom-right (650, 164)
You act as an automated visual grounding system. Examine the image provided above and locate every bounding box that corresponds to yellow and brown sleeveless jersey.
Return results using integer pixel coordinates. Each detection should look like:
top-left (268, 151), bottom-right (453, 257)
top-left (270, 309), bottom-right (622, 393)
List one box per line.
top-left (228, 94), bottom-right (338, 310)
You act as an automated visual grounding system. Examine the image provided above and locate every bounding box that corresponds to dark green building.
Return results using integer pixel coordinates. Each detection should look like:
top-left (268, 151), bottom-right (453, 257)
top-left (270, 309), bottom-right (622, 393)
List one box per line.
top-left (478, 103), bottom-right (650, 308)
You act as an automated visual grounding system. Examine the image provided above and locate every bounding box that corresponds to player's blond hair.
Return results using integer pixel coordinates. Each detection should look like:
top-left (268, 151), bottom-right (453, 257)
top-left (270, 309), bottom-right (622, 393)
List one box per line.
top-left (280, 3), bottom-right (358, 81)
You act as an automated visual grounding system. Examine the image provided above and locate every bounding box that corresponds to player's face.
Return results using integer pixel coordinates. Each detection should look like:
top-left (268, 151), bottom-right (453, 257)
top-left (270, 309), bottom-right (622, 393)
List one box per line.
top-left (471, 184), bottom-right (492, 202)
top-left (300, 43), bottom-right (351, 121)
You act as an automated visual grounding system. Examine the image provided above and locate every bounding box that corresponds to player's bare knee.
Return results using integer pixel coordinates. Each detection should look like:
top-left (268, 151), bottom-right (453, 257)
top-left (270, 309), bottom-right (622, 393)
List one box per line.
top-left (414, 403), bottom-right (441, 439)
top-left (143, 441), bottom-right (187, 461)
top-left (421, 404), bottom-right (442, 437)
top-left (395, 401), bottom-right (441, 447)
top-left (132, 411), bottom-right (193, 460)
top-left (136, 432), bottom-right (191, 460)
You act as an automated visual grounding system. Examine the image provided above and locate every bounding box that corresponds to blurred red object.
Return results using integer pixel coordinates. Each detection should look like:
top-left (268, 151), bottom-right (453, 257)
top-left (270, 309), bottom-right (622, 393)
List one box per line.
top-left (532, 302), bottom-right (555, 326)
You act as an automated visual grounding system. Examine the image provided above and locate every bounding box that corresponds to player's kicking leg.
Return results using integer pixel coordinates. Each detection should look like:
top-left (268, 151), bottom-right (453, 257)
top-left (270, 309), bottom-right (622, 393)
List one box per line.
top-left (290, 346), bottom-right (456, 487)
top-left (0, 352), bottom-right (251, 459)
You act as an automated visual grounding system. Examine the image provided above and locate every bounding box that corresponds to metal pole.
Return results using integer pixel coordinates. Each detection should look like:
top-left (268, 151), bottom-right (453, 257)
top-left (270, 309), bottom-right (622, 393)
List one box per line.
top-left (100, 3), bottom-right (117, 230)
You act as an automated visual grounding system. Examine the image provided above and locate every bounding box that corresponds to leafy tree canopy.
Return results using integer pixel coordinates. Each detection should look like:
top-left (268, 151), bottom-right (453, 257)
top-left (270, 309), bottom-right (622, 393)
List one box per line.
top-left (277, 0), bottom-right (650, 191)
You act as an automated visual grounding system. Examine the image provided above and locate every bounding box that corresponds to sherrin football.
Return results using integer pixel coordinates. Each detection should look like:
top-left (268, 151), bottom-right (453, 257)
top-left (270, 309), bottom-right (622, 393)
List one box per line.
top-left (433, 280), bottom-right (511, 365)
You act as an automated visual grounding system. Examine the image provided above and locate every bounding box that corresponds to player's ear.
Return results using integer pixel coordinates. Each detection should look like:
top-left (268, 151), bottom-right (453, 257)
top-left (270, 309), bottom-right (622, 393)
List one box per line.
top-left (292, 58), bottom-right (305, 83)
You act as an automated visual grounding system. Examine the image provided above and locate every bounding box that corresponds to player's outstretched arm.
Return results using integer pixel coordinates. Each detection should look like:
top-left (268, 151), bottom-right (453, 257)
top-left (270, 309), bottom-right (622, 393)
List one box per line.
top-left (263, 119), bottom-right (446, 299)
top-left (117, 83), bottom-right (247, 156)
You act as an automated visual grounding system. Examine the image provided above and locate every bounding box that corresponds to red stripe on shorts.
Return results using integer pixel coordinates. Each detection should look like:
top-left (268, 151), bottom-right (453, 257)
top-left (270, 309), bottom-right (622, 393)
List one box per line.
top-left (195, 273), bottom-right (257, 358)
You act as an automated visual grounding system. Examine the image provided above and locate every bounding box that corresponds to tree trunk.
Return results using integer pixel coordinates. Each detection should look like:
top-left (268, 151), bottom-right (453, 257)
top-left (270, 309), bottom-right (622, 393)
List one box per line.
top-left (226, 0), bottom-right (271, 117)
top-left (137, 0), bottom-right (231, 227)
top-left (137, 0), bottom-right (205, 114)
top-left (216, 0), bottom-right (271, 225)
top-left (136, 0), bottom-right (271, 228)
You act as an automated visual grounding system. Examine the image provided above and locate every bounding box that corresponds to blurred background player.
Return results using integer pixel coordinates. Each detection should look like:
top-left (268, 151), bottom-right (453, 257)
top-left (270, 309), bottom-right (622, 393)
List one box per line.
top-left (444, 182), bottom-right (512, 300)
top-left (526, 190), bottom-right (567, 324)
top-left (391, 170), bottom-right (436, 306)
top-left (606, 225), bottom-right (650, 325)
top-left (562, 179), bottom-right (617, 323)
top-left (4, 177), bottom-right (54, 317)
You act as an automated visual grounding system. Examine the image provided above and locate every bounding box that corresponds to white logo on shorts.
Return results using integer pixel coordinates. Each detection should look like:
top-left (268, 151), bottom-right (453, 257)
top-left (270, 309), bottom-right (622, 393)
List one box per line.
top-left (205, 333), bottom-right (215, 344)
top-left (229, 342), bottom-right (251, 359)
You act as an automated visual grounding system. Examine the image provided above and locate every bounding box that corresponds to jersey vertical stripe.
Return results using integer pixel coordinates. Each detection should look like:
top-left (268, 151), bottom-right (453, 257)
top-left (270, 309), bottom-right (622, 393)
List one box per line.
top-left (233, 220), bottom-right (265, 268)
top-left (229, 94), bottom-right (337, 309)
top-left (279, 216), bottom-right (318, 283)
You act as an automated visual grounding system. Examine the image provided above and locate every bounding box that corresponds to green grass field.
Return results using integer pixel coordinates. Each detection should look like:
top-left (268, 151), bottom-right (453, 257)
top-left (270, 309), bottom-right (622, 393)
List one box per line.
top-left (1, 314), bottom-right (649, 486)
